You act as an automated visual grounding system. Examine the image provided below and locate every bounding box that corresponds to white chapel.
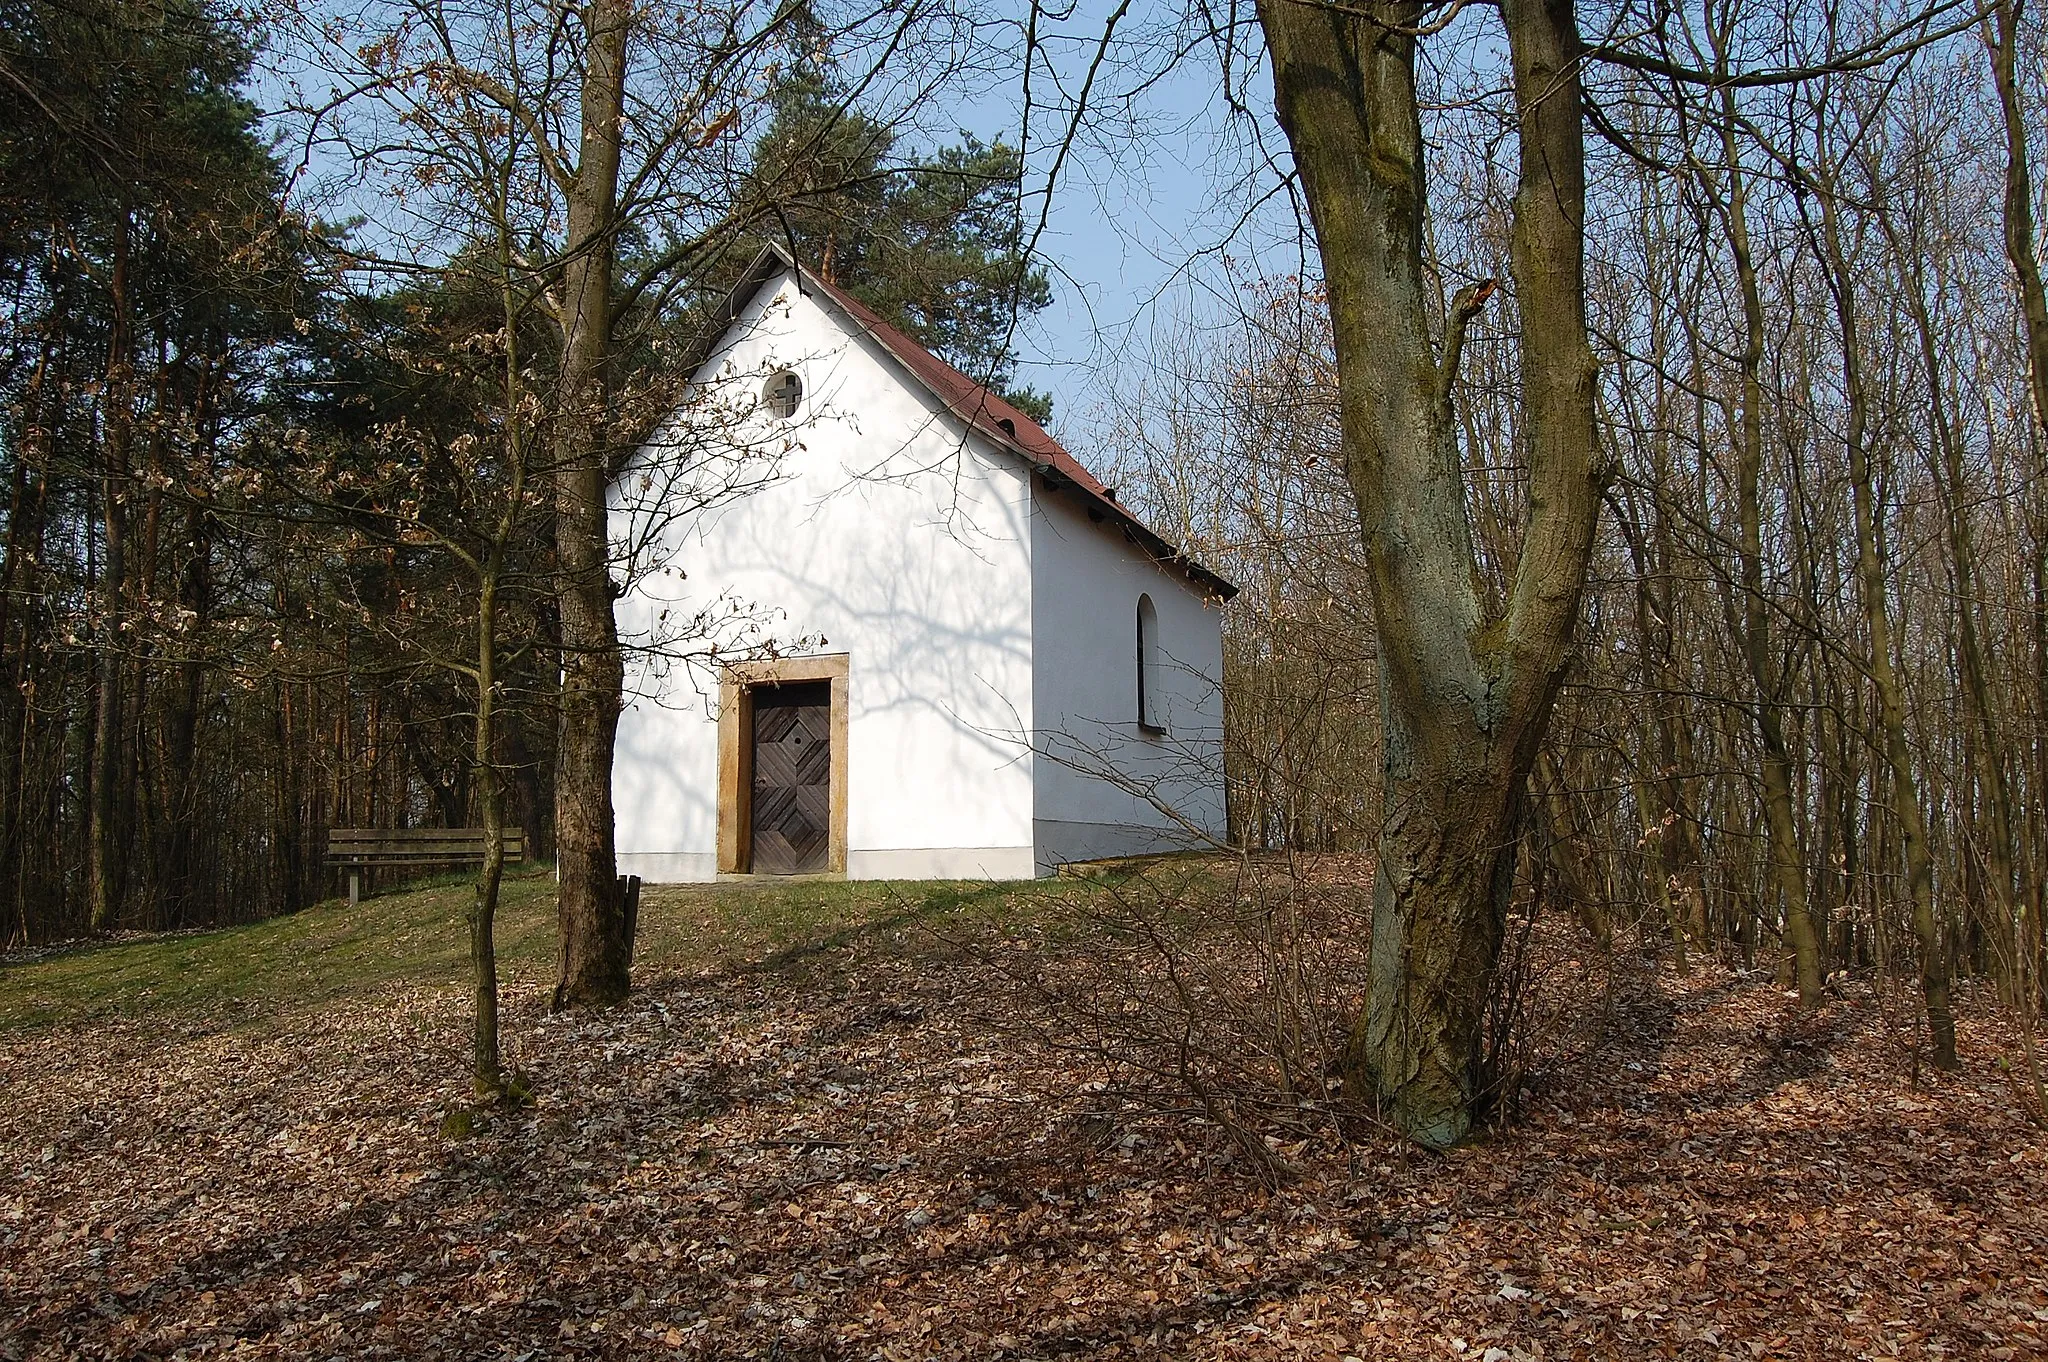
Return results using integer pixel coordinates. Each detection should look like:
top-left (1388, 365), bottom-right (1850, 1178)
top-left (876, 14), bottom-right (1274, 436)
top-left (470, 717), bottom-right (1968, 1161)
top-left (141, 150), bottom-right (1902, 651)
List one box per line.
top-left (610, 248), bottom-right (1234, 880)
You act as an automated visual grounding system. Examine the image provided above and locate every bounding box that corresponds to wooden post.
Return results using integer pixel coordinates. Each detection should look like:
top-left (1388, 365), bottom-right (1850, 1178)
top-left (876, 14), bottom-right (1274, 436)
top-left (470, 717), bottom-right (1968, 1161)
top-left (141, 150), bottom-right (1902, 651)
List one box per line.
top-left (619, 874), bottom-right (642, 964)
top-left (348, 868), bottom-right (360, 908)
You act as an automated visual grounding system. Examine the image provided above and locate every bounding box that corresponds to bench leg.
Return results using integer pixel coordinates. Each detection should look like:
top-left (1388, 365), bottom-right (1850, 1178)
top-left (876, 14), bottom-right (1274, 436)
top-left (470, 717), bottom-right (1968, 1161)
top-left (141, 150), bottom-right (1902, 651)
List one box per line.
top-left (349, 870), bottom-right (360, 909)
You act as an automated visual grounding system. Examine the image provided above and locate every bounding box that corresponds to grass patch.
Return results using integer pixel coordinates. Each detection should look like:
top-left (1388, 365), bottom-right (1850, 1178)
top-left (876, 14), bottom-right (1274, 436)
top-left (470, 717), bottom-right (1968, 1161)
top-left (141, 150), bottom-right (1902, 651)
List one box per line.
top-left (0, 871), bottom-right (555, 1033)
top-left (635, 874), bottom-right (1078, 980)
top-left (0, 868), bottom-right (1089, 1034)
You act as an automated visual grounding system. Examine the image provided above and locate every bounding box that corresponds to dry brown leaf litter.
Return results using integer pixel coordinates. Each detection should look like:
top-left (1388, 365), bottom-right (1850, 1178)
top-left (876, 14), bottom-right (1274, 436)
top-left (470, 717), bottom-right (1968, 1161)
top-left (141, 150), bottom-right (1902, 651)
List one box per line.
top-left (4, 912), bottom-right (2046, 1360)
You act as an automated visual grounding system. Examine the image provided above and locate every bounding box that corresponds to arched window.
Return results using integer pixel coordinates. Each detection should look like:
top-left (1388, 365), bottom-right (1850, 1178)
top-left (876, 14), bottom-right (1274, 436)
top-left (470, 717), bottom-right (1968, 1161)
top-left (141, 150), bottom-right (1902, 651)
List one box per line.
top-left (762, 369), bottom-right (803, 420)
top-left (1137, 594), bottom-right (1164, 734)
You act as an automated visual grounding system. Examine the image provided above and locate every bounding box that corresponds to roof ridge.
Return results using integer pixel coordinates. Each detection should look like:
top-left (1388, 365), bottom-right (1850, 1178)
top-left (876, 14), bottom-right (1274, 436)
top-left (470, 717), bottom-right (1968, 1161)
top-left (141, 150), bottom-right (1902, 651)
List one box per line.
top-left (749, 246), bottom-right (1236, 600)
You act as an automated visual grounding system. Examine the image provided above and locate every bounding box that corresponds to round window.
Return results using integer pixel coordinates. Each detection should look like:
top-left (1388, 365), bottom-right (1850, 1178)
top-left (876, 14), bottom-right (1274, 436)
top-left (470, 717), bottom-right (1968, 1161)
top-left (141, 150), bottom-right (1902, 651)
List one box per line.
top-left (762, 370), bottom-right (803, 420)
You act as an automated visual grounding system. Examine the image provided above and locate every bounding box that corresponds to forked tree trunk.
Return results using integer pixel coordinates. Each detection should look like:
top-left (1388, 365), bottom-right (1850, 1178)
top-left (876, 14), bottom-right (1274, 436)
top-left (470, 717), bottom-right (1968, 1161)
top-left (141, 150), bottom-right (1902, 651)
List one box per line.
top-left (552, 0), bottom-right (631, 1009)
top-left (1257, 0), bottom-right (1603, 1146)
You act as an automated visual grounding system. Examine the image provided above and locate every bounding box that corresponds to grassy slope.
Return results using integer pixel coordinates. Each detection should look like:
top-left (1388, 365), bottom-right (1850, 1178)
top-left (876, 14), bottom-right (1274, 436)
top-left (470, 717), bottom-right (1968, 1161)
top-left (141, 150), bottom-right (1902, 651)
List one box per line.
top-left (0, 869), bottom-right (1074, 1033)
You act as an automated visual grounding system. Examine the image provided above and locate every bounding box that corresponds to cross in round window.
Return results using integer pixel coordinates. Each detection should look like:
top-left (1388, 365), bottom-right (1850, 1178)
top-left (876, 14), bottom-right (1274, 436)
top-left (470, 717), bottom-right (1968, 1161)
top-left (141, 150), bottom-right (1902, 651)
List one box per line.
top-left (762, 370), bottom-right (803, 419)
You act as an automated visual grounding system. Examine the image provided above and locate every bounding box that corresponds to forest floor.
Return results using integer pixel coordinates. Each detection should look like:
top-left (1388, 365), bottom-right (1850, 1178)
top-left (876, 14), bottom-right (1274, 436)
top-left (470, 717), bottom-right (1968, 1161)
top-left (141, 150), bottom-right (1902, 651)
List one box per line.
top-left (4, 862), bottom-right (2047, 1361)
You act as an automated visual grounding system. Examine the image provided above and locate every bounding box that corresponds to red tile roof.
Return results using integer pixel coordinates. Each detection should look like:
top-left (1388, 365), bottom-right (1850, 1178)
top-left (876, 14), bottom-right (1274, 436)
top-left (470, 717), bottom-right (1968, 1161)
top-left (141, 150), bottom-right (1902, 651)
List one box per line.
top-left (713, 247), bottom-right (1235, 601)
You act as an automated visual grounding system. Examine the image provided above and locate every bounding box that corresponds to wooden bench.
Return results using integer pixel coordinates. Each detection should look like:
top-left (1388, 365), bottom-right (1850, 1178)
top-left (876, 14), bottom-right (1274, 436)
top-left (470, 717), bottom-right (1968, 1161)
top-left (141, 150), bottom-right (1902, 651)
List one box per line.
top-left (327, 828), bottom-right (526, 906)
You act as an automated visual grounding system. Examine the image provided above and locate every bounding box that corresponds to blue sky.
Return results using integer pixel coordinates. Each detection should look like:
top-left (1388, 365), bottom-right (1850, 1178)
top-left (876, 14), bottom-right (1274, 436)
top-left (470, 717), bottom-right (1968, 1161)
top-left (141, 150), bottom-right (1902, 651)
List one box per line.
top-left (253, 0), bottom-right (1302, 447)
top-left (969, 0), bottom-right (1301, 439)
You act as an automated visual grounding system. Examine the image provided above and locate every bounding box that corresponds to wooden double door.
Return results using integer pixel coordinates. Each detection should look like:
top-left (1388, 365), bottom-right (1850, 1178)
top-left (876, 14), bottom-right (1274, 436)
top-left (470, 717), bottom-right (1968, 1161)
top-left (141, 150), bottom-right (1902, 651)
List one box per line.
top-left (747, 680), bottom-right (833, 874)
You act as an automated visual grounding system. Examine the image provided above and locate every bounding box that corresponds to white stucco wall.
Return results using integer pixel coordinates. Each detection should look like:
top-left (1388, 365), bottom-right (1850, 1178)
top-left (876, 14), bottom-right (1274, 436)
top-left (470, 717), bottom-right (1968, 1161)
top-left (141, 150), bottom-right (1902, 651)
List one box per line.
top-left (1028, 488), bottom-right (1229, 871)
top-left (611, 270), bottom-right (1038, 881)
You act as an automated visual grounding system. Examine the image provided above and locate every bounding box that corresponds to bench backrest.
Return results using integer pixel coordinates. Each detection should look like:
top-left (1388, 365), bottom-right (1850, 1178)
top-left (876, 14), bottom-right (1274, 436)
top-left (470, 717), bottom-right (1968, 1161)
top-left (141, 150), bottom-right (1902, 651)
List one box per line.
top-left (327, 827), bottom-right (527, 864)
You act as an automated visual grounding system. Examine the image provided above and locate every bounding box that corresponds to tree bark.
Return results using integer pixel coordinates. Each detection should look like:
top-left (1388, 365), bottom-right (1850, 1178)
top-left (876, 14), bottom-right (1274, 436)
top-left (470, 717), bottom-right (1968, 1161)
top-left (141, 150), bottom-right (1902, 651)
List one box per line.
top-left (552, 0), bottom-right (632, 1009)
top-left (1257, 0), bottom-right (1603, 1146)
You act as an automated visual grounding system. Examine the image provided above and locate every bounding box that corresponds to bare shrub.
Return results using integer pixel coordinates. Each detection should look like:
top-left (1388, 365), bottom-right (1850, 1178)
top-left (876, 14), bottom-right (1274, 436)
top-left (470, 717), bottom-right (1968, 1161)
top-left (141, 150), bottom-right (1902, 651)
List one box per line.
top-left (958, 844), bottom-right (1640, 1172)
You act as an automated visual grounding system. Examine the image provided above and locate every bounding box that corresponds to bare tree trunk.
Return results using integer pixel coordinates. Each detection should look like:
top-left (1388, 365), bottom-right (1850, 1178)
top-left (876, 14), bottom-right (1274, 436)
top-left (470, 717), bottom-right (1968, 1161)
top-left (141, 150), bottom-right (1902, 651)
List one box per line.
top-left (1706, 95), bottom-right (1825, 1006)
top-left (1617, 469), bottom-right (1709, 956)
top-left (0, 313), bottom-right (56, 947)
top-left (472, 191), bottom-right (543, 1099)
top-left (1812, 178), bottom-right (1959, 1070)
top-left (1634, 771), bottom-right (1690, 974)
top-left (1917, 257), bottom-right (2017, 1005)
top-left (89, 211), bottom-right (134, 932)
top-left (472, 563), bottom-right (507, 1098)
top-left (552, 0), bottom-right (631, 1009)
top-left (1989, 0), bottom-right (2048, 439)
top-left (1988, 0), bottom-right (2048, 1006)
top-left (1538, 755), bottom-right (1614, 948)
top-left (163, 348), bottom-right (220, 928)
top-left (1257, 0), bottom-right (1603, 1146)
